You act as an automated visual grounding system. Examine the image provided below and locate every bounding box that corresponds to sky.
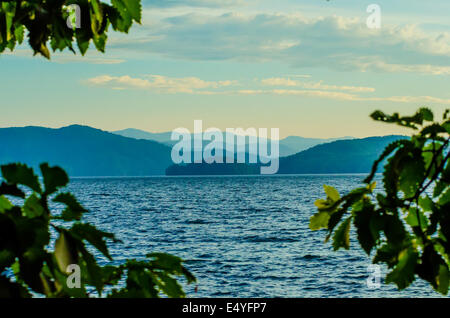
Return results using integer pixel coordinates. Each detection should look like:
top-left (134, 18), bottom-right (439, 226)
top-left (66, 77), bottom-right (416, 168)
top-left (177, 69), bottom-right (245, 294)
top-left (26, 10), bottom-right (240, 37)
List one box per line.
top-left (1, 0), bottom-right (449, 138)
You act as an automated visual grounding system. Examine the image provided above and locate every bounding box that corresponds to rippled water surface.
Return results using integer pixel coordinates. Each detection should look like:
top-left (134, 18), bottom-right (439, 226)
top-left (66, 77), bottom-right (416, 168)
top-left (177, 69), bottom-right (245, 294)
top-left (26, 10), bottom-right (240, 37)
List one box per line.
top-left (68, 175), bottom-right (440, 297)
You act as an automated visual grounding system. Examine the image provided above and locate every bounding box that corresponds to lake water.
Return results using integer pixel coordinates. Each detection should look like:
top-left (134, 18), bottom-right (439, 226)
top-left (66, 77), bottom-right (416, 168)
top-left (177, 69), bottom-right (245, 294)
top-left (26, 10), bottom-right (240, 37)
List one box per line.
top-left (68, 175), bottom-right (439, 298)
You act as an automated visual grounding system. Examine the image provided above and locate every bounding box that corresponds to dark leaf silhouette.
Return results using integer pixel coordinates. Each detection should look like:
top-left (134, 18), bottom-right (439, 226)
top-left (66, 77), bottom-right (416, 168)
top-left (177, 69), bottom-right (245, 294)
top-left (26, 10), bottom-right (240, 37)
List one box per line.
top-left (310, 108), bottom-right (450, 294)
top-left (0, 163), bottom-right (195, 298)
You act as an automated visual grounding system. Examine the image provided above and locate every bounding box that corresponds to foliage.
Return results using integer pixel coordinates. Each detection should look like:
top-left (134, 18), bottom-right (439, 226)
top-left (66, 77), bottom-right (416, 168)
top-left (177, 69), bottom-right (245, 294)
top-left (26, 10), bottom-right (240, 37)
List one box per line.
top-left (0, 0), bottom-right (142, 58)
top-left (0, 163), bottom-right (195, 298)
top-left (310, 108), bottom-right (450, 294)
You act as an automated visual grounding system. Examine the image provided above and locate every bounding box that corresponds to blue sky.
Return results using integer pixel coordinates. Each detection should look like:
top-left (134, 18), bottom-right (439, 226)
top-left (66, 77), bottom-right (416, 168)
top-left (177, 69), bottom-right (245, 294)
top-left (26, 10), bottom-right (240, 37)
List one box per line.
top-left (1, 0), bottom-right (449, 138)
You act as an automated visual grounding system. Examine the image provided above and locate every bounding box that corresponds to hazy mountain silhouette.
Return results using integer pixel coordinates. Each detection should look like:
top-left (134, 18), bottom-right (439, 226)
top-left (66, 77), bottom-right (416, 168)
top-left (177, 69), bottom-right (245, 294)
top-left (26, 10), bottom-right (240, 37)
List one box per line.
top-left (112, 128), bottom-right (353, 156)
top-left (0, 125), bottom-right (405, 177)
top-left (112, 128), bottom-right (173, 144)
top-left (166, 135), bottom-right (406, 175)
top-left (0, 125), bottom-right (173, 176)
top-left (277, 135), bottom-right (406, 174)
top-left (280, 135), bottom-right (354, 155)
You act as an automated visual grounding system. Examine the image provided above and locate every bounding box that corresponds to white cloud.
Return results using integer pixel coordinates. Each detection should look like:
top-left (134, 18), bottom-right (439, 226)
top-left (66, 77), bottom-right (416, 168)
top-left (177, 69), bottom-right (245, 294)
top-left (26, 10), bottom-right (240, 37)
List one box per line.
top-left (86, 74), bottom-right (450, 104)
top-left (339, 58), bottom-right (450, 75)
top-left (261, 78), bottom-right (375, 93)
top-left (86, 74), bottom-right (237, 94)
top-left (367, 95), bottom-right (450, 104)
top-left (238, 89), bottom-right (365, 101)
top-left (237, 89), bottom-right (450, 104)
top-left (121, 12), bottom-right (450, 75)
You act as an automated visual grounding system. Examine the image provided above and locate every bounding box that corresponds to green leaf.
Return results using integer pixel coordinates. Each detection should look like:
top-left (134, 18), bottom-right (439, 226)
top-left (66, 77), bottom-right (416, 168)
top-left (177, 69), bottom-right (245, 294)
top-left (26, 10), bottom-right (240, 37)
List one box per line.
top-left (154, 272), bottom-right (185, 298)
top-left (14, 24), bottom-right (24, 44)
top-left (53, 192), bottom-right (87, 221)
top-left (309, 211), bottom-right (330, 231)
top-left (22, 194), bottom-right (45, 218)
top-left (438, 188), bottom-right (450, 206)
top-left (325, 186), bottom-right (371, 241)
top-left (124, 266), bottom-right (158, 297)
top-left (417, 245), bottom-right (449, 294)
top-left (147, 253), bottom-right (196, 284)
top-left (181, 266), bottom-right (197, 284)
top-left (353, 201), bottom-right (380, 255)
top-left (1, 2), bottom-right (15, 41)
top-left (364, 140), bottom-right (404, 184)
top-left (420, 123), bottom-right (447, 137)
top-left (385, 247), bottom-right (418, 290)
top-left (75, 27), bottom-right (91, 55)
top-left (443, 121), bottom-right (450, 133)
top-left (314, 199), bottom-right (328, 210)
top-left (101, 265), bottom-right (124, 286)
top-left (437, 264), bottom-right (449, 295)
top-left (325, 209), bottom-right (346, 242)
top-left (434, 180), bottom-right (447, 198)
top-left (313, 185), bottom-right (342, 212)
top-left (0, 182), bottom-right (25, 198)
top-left (70, 223), bottom-right (115, 260)
top-left (367, 181), bottom-right (377, 192)
top-left (0, 195), bottom-right (13, 213)
top-left (78, 245), bottom-right (104, 294)
top-left (332, 217), bottom-right (352, 251)
top-left (398, 156), bottom-right (425, 197)
top-left (147, 253), bottom-right (183, 271)
top-left (422, 143), bottom-right (444, 178)
top-left (383, 215), bottom-right (407, 246)
top-left (444, 109), bottom-right (449, 120)
top-left (40, 164), bottom-right (69, 195)
top-left (90, 0), bottom-right (104, 24)
top-left (54, 231), bottom-right (78, 273)
top-left (112, 0), bottom-right (142, 23)
top-left (92, 32), bottom-right (107, 52)
top-left (405, 207), bottom-right (428, 232)
top-left (418, 108), bottom-right (434, 122)
top-left (324, 185), bottom-right (340, 202)
top-left (1, 163), bottom-right (42, 193)
top-left (418, 195), bottom-right (433, 212)
top-left (105, 4), bottom-right (132, 32)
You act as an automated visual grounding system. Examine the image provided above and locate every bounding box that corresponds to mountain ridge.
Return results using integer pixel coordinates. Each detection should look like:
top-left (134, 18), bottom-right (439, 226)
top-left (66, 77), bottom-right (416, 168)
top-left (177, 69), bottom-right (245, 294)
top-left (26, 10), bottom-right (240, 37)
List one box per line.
top-left (166, 135), bottom-right (406, 175)
top-left (0, 125), bottom-right (406, 177)
top-left (0, 125), bottom-right (173, 176)
top-left (112, 128), bottom-right (355, 157)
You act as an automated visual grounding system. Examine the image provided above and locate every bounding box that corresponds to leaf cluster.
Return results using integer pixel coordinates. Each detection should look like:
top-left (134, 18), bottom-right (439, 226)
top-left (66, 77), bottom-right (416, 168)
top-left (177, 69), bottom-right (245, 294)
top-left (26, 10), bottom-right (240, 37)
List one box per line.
top-left (0, 0), bottom-right (142, 58)
top-left (0, 163), bottom-right (195, 298)
top-left (310, 108), bottom-right (450, 294)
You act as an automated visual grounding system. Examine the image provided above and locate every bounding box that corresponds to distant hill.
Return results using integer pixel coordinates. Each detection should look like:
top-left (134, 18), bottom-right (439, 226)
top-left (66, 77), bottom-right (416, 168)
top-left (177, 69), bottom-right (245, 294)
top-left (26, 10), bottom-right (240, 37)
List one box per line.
top-left (166, 135), bottom-right (406, 175)
top-left (277, 135), bottom-right (406, 174)
top-left (0, 125), bottom-right (405, 177)
top-left (112, 128), bottom-right (173, 144)
top-left (280, 135), bottom-right (354, 155)
top-left (0, 125), bottom-right (173, 176)
top-left (112, 128), bottom-right (353, 157)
